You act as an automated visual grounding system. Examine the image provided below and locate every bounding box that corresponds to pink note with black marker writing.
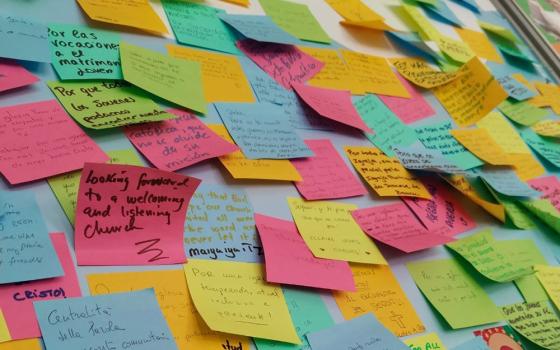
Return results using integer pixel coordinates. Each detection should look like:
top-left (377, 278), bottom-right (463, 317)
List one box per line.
top-left (74, 163), bottom-right (201, 265)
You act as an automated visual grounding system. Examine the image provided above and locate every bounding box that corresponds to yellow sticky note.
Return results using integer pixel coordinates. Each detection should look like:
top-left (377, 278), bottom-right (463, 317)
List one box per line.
top-left (512, 73), bottom-right (536, 91)
top-left (477, 112), bottom-right (531, 155)
top-left (344, 146), bottom-right (431, 199)
top-left (401, 4), bottom-right (441, 41)
top-left (390, 57), bottom-right (458, 89)
top-left (0, 339), bottom-right (41, 350)
top-left (287, 197), bottom-right (386, 264)
top-left (535, 265), bottom-right (560, 310)
top-left (455, 28), bottom-right (503, 63)
top-left (478, 20), bottom-right (519, 44)
top-left (404, 333), bottom-right (447, 350)
top-left (532, 120), bottom-right (560, 138)
top-left (184, 260), bottom-right (300, 344)
top-left (450, 128), bottom-right (514, 165)
top-left (0, 310), bottom-right (9, 343)
top-left (76, 0), bottom-right (167, 34)
top-left (325, 0), bottom-right (393, 30)
top-left (341, 50), bottom-right (410, 98)
top-left (167, 44), bottom-right (255, 103)
top-left (220, 0), bottom-right (249, 6)
top-left (333, 264), bottom-right (425, 337)
top-left (436, 35), bottom-right (475, 63)
top-left (509, 154), bottom-right (545, 181)
top-left (207, 124), bottom-right (301, 181)
top-left (434, 57), bottom-right (508, 127)
top-left (298, 46), bottom-right (359, 93)
top-left (530, 82), bottom-right (560, 114)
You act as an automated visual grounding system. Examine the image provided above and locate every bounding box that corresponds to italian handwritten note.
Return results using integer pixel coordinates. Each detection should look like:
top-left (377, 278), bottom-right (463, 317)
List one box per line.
top-left (0, 60), bottom-right (38, 92)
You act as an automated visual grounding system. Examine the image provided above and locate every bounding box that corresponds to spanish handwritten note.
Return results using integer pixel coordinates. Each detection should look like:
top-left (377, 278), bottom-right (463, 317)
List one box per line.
top-left (0, 14), bottom-right (49, 62)
top-left (390, 58), bottom-right (458, 89)
top-left (0, 60), bottom-right (38, 92)
top-left (74, 163), bottom-right (200, 265)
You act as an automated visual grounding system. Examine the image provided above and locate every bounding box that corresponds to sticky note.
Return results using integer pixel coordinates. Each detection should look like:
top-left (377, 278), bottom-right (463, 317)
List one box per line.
top-left (535, 265), bottom-right (560, 310)
top-left (519, 199), bottom-right (560, 234)
top-left (0, 312), bottom-right (8, 342)
top-left (0, 339), bottom-right (42, 350)
top-left (238, 39), bottom-right (323, 89)
top-left (393, 145), bottom-right (465, 173)
top-left (74, 163), bottom-right (200, 265)
top-left (207, 124), bottom-right (302, 181)
top-left (162, 0), bottom-right (238, 54)
top-left (216, 102), bottom-right (312, 159)
top-left (516, 274), bottom-right (550, 303)
top-left (478, 19), bottom-right (519, 44)
top-left (185, 184), bottom-right (260, 262)
top-left (532, 119), bottom-right (560, 138)
top-left (407, 258), bottom-right (502, 329)
top-left (76, 0), bottom-right (167, 34)
top-left (87, 269), bottom-right (249, 350)
top-left (421, 0), bottom-right (462, 26)
top-left (530, 82), bottom-right (560, 114)
top-left (508, 153), bottom-right (545, 182)
top-left (120, 41), bottom-right (206, 114)
top-left (0, 14), bottom-right (49, 62)
top-left (473, 325), bottom-right (527, 350)
top-left (493, 191), bottom-right (536, 229)
top-left (455, 27), bottom-right (502, 63)
top-left (498, 99), bottom-right (549, 126)
top-left (477, 112), bottom-right (531, 154)
top-left (400, 4), bottom-right (441, 41)
top-left (434, 57), bottom-right (508, 126)
top-left (436, 35), bottom-right (475, 63)
top-left (474, 168), bottom-right (541, 197)
top-left (405, 333), bottom-right (447, 350)
top-left (48, 80), bottom-right (174, 129)
top-left (522, 129), bottom-right (560, 168)
top-left (528, 176), bottom-right (560, 211)
top-left (345, 146), bottom-right (432, 199)
top-left (452, 338), bottom-right (490, 350)
top-left (378, 74), bottom-right (435, 124)
top-left (298, 46), bottom-right (357, 92)
top-left (291, 139), bottom-right (367, 200)
top-left (255, 213), bottom-right (355, 291)
top-left (325, 0), bottom-right (392, 30)
top-left (221, 0), bottom-right (249, 6)
top-left (495, 74), bottom-right (536, 101)
top-left (125, 109), bottom-right (238, 171)
top-left (218, 13), bottom-right (299, 45)
top-left (390, 57), bottom-right (458, 89)
top-left (450, 128), bottom-right (514, 165)
top-left (306, 313), bottom-right (409, 350)
top-left (386, 31), bottom-right (443, 62)
top-left (502, 301), bottom-right (560, 350)
top-left (0, 60), bottom-right (38, 92)
top-left (287, 197), bottom-right (386, 264)
top-left (184, 259), bottom-right (300, 343)
top-left (259, 0), bottom-right (330, 43)
top-left (341, 50), bottom-right (410, 98)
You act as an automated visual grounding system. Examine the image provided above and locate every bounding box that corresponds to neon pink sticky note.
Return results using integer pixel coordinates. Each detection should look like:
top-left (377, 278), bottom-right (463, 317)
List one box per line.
top-left (237, 39), bottom-right (324, 89)
top-left (74, 163), bottom-right (201, 265)
top-left (0, 233), bottom-right (81, 340)
top-left (0, 100), bottom-right (108, 184)
top-left (255, 213), bottom-right (355, 291)
top-left (291, 83), bottom-right (372, 132)
top-left (528, 176), bottom-right (560, 211)
top-left (351, 203), bottom-right (454, 253)
top-left (378, 73), bottom-right (435, 124)
top-left (125, 108), bottom-right (238, 171)
top-left (291, 139), bottom-right (367, 200)
top-left (0, 60), bottom-right (39, 92)
top-left (402, 177), bottom-right (476, 236)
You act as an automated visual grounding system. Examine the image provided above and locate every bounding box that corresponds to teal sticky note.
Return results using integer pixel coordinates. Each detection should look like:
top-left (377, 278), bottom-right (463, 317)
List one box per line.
top-left (452, 338), bottom-right (490, 350)
top-left (0, 190), bottom-right (63, 284)
top-left (0, 13), bottom-right (49, 62)
top-left (255, 288), bottom-right (334, 350)
top-left (162, 0), bottom-right (239, 55)
top-left (421, 0), bottom-right (463, 27)
top-left (521, 129), bottom-right (560, 168)
top-left (34, 289), bottom-right (178, 350)
top-left (471, 168), bottom-right (541, 197)
top-left (218, 13), bottom-right (300, 45)
top-left (306, 313), bottom-right (409, 350)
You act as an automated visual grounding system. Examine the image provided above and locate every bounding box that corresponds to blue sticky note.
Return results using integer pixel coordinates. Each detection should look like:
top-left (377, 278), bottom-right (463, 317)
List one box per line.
top-left (421, 0), bottom-right (463, 27)
top-left (452, 338), bottom-right (490, 350)
top-left (306, 313), bottom-right (409, 350)
top-left (216, 102), bottom-right (314, 159)
top-left (521, 129), bottom-right (560, 168)
top-left (34, 289), bottom-right (178, 350)
top-left (386, 31), bottom-right (443, 62)
top-left (451, 0), bottom-right (479, 13)
top-left (0, 13), bottom-right (50, 62)
top-left (0, 190), bottom-right (63, 284)
top-left (219, 14), bottom-right (300, 45)
top-left (495, 75), bottom-right (536, 101)
top-left (471, 168), bottom-right (541, 198)
top-left (184, 184), bottom-right (262, 262)
top-left (255, 288), bottom-right (334, 350)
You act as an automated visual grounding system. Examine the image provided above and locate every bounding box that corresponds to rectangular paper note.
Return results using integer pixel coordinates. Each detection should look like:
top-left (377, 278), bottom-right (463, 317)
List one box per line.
top-left (528, 176), bottom-right (560, 211)
top-left (74, 163), bottom-right (200, 265)
top-left (477, 112), bottom-right (531, 155)
top-left (498, 99), bottom-right (549, 126)
top-left (450, 128), bottom-right (514, 166)
top-left (404, 333), bottom-right (447, 350)
top-left (219, 13), bottom-right (299, 45)
top-left (0, 60), bottom-right (38, 92)
top-left (392, 145), bottom-right (465, 173)
top-left (535, 265), bottom-right (560, 310)
top-left (0, 339), bottom-right (42, 350)
top-left (0, 14), bottom-right (49, 62)
top-left (390, 57), bottom-right (458, 89)
top-left (475, 168), bottom-right (540, 197)
top-left (455, 28), bottom-right (502, 63)
top-left (378, 74), bottom-right (435, 124)
top-left (298, 46), bottom-right (358, 92)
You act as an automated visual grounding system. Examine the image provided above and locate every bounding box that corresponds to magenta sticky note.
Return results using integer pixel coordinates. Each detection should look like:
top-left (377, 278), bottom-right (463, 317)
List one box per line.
top-left (378, 74), bottom-right (435, 124)
top-left (0, 60), bottom-right (39, 92)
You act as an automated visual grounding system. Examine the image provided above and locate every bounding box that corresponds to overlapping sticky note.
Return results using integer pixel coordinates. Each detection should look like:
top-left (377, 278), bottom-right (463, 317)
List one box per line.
top-left (477, 112), bottom-right (531, 155)
top-left (405, 333), bottom-right (447, 350)
top-left (530, 82), bottom-right (560, 114)
top-left (0, 339), bottom-right (42, 350)
top-left (535, 265), bottom-right (560, 309)
top-left (184, 259), bottom-right (300, 343)
top-left (219, 13), bottom-right (299, 45)
top-left (528, 175), bottom-right (560, 211)
top-left (474, 168), bottom-right (540, 198)
top-left (386, 31), bottom-right (443, 62)
top-left (0, 60), bottom-right (38, 92)
top-left (502, 301), bottom-right (560, 350)
top-left (522, 129), bottom-right (560, 168)
top-left (455, 27), bottom-right (502, 63)
top-left (450, 128), bottom-right (514, 165)
top-left (378, 74), bottom-right (435, 124)
top-left (436, 35), bottom-right (475, 63)
top-left (393, 145), bottom-right (465, 173)
top-left (532, 119), bottom-right (560, 138)
top-left (0, 14), bottom-right (49, 62)
top-left (498, 99), bottom-right (549, 126)
top-left (325, 0), bottom-right (393, 30)
top-left (390, 57), bottom-right (458, 89)
top-left (400, 3), bottom-right (441, 41)
top-left (298, 46), bottom-right (359, 93)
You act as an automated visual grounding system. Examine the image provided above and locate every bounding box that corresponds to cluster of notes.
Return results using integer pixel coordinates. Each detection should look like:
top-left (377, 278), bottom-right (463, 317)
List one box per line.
top-left (2, 0), bottom-right (560, 349)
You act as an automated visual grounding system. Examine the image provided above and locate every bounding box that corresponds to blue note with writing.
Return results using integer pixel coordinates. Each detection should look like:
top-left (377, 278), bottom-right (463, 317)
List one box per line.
top-left (452, 337), bottom-right (490, 350)
top-left (0, 13), bottom-right (50, 62)
top-left (470, 168), bottom-right (541, 198)
top-left (422, 0), bottom-right (463, 27)
top-left (0, 190), bottom-right (63, 284)
top-left (34, 289), bottom-right (178, 350)
top-left (385, 31), bottom-right (442, 62)
top-left (219, 13), bottom-right (300, 45)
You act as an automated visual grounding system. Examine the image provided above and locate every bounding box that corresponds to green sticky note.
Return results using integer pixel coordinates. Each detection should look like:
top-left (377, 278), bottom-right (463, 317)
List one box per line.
top-left (120, 41), bottom-right (207, 114)
top-left (502, 301), bottom-right (560, 350)
top-left (407, 258), bottom-right (502, 329)
top-left (490, 191), bottom-right (535, 229)
top-left (48, 80), bottom-right (175, 129)
top-left (521, 129), bottom-right (560, 168)
top-left (515, 274), bottom-right (550, 303)
top-left (260, 0), bottom-right (330, 43)
top-left (519, 199), bottom-right (560, 234)
top-left (48, 23), bottom-right (122, 80)
top-left (161, 0), bottom-right (239, 55)
top-left (254, 288), bottom-right (334, 350)
top-left (498, 99), bottom-right (549, 126)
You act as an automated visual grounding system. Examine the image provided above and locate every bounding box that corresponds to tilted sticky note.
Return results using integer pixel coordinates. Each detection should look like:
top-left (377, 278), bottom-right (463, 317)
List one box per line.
top-left (450, 128), bottom-right (515, 165)
top-left (535, 265), bottom-right (560, 310)
top-left (390, 57), bottom-right (458, 89)
top-left (532, 119), bottom-right (560, 138)
top-left (298, 46), bottom-right (358, 93)
top-left (325, 0), bottom-right (393, 30)
top-left (0, 61), bottom-right (38, 92)
top-left (455, 27), bottom-right (502, 63)
top-left (404, 332), bottom-right (447, 350)
top-left (0, 14), bottom-right (49, 62)
top-left (219, 13), bottom-right (299, 45)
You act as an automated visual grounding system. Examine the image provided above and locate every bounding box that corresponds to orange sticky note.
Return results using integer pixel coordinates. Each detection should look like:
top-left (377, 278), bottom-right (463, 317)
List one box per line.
top-left (0, 339), bottom-right (41, 350)
top-left (455, 28), bottom-right (503, 63)
top-left (325, 0), bottom-right (393, 30)
top-left (220, 0), bottom-right (249, 6)
top-left (298, 46), bottom-right (359, 93)
top-left (450, 128), bottom-right (515, 166)
top-left (532, 120), bottom-right (560, 138)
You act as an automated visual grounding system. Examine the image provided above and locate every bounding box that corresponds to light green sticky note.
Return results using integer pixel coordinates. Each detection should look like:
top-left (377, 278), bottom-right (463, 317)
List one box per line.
top-left (120, 41), bottom-right (207, 114)
top-left (515, 274), bottom-right (550, 303)
top-left (254, 288), bottom-right (334, 350)
top-left (498, 99), bottom-right (549, 126)
top-left (521, 129), bottom-right (560, 168)
top-left (502, 301), bottom-right (560, 350)
top-left (48, 149), bottom-right (142, 224)
top-left (478, 20), bottom-right (519, 43)
top-left (47, 80), bottom-right (175, 129)
top-left (519, 199), bottom-right (560, 234)
top-left (259, 0), bottom-right (330, 44)
top-left (489, 190), bottom-right (535, 229)
top-left (407, 258), bottom-right (502, 329)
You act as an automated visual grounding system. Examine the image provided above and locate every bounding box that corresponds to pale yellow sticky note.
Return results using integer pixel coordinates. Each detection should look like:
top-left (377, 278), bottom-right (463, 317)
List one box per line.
top-left (184, 260), bottom-right (300, 344)
top-left (325, 0), bottom-right (393, 30)
top-left (401, 4), bottom-right (441, 41)
top-left (455, 28), bottom-right (503, 63)
top-left (535, 265), bottom-right (560, 310)
top-left (167, 44), bottom-right (255, 103)
top-left (298, 46), bottom-right (358, 93)
top-left (434, 57), bottom-right (508, 127)
top-left (532, 120), bottom-right (560, 138)
top-left (341, 50), bottom-right (410, 98)
top-left (220, 0), bottom-right (249, 6)
top-left (0, 339), bottom-right (41, 350)
top-left (404, 333), bottom-right (447, 350)
top-left (450, 128), bottom-right (514, 165)
top-left (530, 82), bottom-right (560, 114)
top-left (0, 310), bottom-right (9, 343)
top-left (208, 124), bottom-right (301, 181)
top-left (333, 264), bottom-right (425, 337)
top-left (477, 112), bottom-right (531, 155)
top-left (509, 153), bottom-right (546, 181)
top-left (390, 57), bottom-right (458, 89)
top-left (344, 146), bottom-right (431, 199)
top-left (76, 0), bottom-right (167, 34)
top-left (287, 197), bottom-right (386, 264)
top-left (436, 35), bottom-right (475, 63)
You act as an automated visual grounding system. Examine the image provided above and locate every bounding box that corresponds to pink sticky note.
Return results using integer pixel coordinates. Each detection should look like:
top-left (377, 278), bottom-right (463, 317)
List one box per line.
top-left (0, 60), bottom-right (39, 92)
top-left (237, 39), bottom-right (324, 89)
top-left (0, 100), bottom-right (108, 184)
top-left (291, 139), bottom-right (367, 200)
top-left (291, 83), bottom-right (372, 132)
top-left (402, 177), bottom-right (476, 236)
top-left (0, 233), bottom-right (81, 340)
top-left (74, 163), bottom-right (200, 265)
top-left (125, 108), bottom-right (238, 171)
top-left (255, 213), bottom-right (355, 291)
top-left (378, 73), bottom-right (435, 124)
top-left (528, 176), bottom-right (560, 211)
top-left (351, 203), bottom-right (454, 253)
